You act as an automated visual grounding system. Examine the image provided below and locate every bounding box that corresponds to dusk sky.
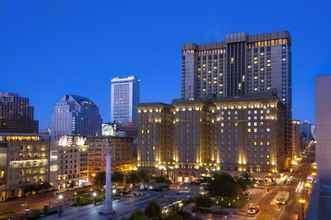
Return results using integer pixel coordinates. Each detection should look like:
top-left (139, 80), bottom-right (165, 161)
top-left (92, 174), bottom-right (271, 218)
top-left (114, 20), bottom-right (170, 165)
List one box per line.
top-left (1, 0), bottom-right (330, 129)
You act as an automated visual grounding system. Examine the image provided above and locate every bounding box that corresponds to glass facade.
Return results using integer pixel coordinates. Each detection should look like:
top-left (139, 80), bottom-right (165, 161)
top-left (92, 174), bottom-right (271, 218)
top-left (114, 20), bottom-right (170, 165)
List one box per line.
top-left (50, 95), bottom-right (102, 140)
top-left (111, 76), bottom-right (140, 125)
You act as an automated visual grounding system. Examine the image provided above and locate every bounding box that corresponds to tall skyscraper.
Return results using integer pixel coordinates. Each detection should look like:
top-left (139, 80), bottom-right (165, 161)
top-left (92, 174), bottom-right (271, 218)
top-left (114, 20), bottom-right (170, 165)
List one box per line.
top-left (111, 76), bottom-right (140, 125)
top-left (300, 120), bottom-right (315, 141)
top-left (50, 95), bottom-right (102, 140)
top-left (182, 31), bottom-right (292, 162)
top-left (316, 75), bottom-right (331, 219)
top-left (0, 92), bottom-right (39, 133)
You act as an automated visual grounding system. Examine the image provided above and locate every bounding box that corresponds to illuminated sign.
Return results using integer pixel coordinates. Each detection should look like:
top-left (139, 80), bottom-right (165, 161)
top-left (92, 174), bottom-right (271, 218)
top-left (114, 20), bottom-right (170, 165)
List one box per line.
top-left (58, 136), bottom-right (87, 147)
top-left (102, 123), bottom-right (117, 136)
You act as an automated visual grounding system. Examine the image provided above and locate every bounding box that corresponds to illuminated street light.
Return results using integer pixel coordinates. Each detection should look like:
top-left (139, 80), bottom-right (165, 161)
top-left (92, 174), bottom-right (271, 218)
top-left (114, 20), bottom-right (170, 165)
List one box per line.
top-left (57, 194), bottom-right (64, 217)
top-left (92, 192), bottom-right (97, 205)
top-left (298, 198), bottom-right (306, 220)
top-left (304, 182), bottom-right (312, 189)
top-left (58, 194), bottom-right (64, 200)
top-left (298, 198), bottom-right (306, 204)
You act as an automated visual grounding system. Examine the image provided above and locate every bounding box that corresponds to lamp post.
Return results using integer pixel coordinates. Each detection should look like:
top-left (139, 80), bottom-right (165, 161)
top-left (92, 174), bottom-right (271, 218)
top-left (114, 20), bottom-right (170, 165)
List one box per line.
top-left (298, 198), bottom-right (306, 220)
top-left (57, 194), bottom-right (64, 217)
top-left (92, 191), bottom-right (97, 206)
top-left (73, 192), bottom-right (78, 205)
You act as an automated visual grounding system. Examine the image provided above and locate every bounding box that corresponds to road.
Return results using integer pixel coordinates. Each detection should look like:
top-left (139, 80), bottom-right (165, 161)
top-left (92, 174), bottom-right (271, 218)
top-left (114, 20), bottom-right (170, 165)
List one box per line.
top-left (231, 156), bottom-right (314, 220)
top-left (41, 191), bottom-right (191, 220)
top-left (0, 188), bottom-right (88, 219)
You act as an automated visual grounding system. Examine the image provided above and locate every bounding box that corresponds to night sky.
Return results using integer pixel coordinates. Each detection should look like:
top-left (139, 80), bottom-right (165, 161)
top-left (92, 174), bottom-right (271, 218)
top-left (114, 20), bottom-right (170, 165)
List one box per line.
top-left (1, 0), bottom-right (331, 129)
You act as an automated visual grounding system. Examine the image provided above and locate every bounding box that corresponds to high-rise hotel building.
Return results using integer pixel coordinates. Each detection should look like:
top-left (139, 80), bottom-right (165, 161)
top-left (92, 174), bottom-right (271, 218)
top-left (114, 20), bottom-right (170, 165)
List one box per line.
top-left (137, 92), bottom-right (285, 181)
top-left (182, 31), bottom-right (292, 161)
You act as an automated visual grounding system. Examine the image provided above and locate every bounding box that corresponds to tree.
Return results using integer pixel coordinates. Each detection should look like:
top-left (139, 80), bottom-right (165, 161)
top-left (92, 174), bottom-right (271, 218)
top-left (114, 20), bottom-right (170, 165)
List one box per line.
top-left (236, 171), bottom-right (252, 191)
top-left (206, 172), bottom-right (242, 198)
top-left (94, 171), bottom-right (105, 189)
top-left (129, 210), bottom-right (150, 220)
top-left (162, 212), bottom-right (183, 220)
top-left (144, 201), bottom-right (161, 220)
top-left (153, 176), bottom-right (171, 185)
top-left (195, 196), bottom-right (214, 208)
top-left (127, 171), bottom-right (141, 184)
top-left (112, 171), bottom-right (124, 183)
top-left (136, 169), bottom-right (151, 183)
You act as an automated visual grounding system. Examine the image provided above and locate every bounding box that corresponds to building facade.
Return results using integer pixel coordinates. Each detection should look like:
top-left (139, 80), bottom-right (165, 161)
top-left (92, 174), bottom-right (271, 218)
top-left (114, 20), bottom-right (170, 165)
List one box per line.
top-left (291, 120), bottom-right (302, 159)
top-left (315, 75), bottom-right (331, 219)
top-left (0, 134), bottom-right (49, 201)
top-left (111, 76), bottom-right (140, 125)
top-left (52, 135), bottom-right (134, 190)
top-left (0, 93), bottom-right (38, 133)
top-left (137, 92), bottom-right (285, 182)
top-left (56, 136), bottom-right (89, 190)
top-left (137, 103), bottom-right (174, 169)
top-left (181, 31), bottom-right (292, 162)
top-left (50, 95), bottom-right (102, 140)
top-left (87, 136), bottom-right (134, 179)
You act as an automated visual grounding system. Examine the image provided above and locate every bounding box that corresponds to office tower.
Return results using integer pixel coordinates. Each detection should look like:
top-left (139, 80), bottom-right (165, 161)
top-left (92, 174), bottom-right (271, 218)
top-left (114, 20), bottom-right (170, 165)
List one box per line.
top-left (182, 31), bottom-right (292, 163)
top-left (0, 92), bottom-right (39, 133)
top-left (316, 75), bottom-right (331, 219)
top-left (300, 120), bottom-right (315, 141)
top-left (111, 76), bottom-right (140, 125)
top-left (0, 134), bottom-right (49, 201)
top-left (291, 120), bottom-right (302, 158)
top-left (50, 95), bottom-right (102, 140)
top-left (137, 92), bottom-right (285, 182)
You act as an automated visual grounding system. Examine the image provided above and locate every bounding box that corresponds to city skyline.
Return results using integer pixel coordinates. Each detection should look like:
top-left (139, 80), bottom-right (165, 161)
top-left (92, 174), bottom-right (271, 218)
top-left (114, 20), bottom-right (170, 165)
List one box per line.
top-left (2, 1), bottom-right (331, 129)
top-left (0, 1), bottom-right (327, 218)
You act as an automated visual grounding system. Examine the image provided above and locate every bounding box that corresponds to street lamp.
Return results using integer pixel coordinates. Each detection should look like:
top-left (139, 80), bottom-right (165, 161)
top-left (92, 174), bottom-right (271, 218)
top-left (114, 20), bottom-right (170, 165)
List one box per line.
top-left (57, 194), bottom-right (64, 217)
top-left (304, 182), bottom-right (312, 189)
top-left (92, 192), bottom-right (97, 206)
top-left (58, 194), bottom-right (64, 200)
top-left (298, 198), bottom-right (306, 220)
top-left (73, 192), bottom-right (78, 204)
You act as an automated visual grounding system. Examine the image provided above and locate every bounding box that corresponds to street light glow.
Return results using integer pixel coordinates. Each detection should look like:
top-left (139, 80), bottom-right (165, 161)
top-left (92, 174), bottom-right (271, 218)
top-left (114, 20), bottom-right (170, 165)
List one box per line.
top-left (92, 192), bottom-right (97, 197)
top-left (298, 198), bottom-right (306, 204)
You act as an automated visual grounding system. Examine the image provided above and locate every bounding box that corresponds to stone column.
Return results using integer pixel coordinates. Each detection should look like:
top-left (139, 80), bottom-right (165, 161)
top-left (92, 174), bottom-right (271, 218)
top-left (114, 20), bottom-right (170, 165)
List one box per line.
top-left (100, 147), bottom-right (114, 215)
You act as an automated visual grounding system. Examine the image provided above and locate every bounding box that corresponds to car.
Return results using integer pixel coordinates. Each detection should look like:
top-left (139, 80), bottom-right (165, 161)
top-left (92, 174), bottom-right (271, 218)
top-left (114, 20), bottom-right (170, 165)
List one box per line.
top-left (276, 198), bottom-right (287, 205)
top-left (275, 191), bottom-right (289, 205)
top-left (247, 207), bottom-right (259, 216)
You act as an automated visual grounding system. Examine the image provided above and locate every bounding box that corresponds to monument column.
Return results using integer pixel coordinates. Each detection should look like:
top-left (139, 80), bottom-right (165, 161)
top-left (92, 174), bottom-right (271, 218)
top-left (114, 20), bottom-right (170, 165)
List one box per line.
top-left (100, 147), bottom-right (114, 215)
